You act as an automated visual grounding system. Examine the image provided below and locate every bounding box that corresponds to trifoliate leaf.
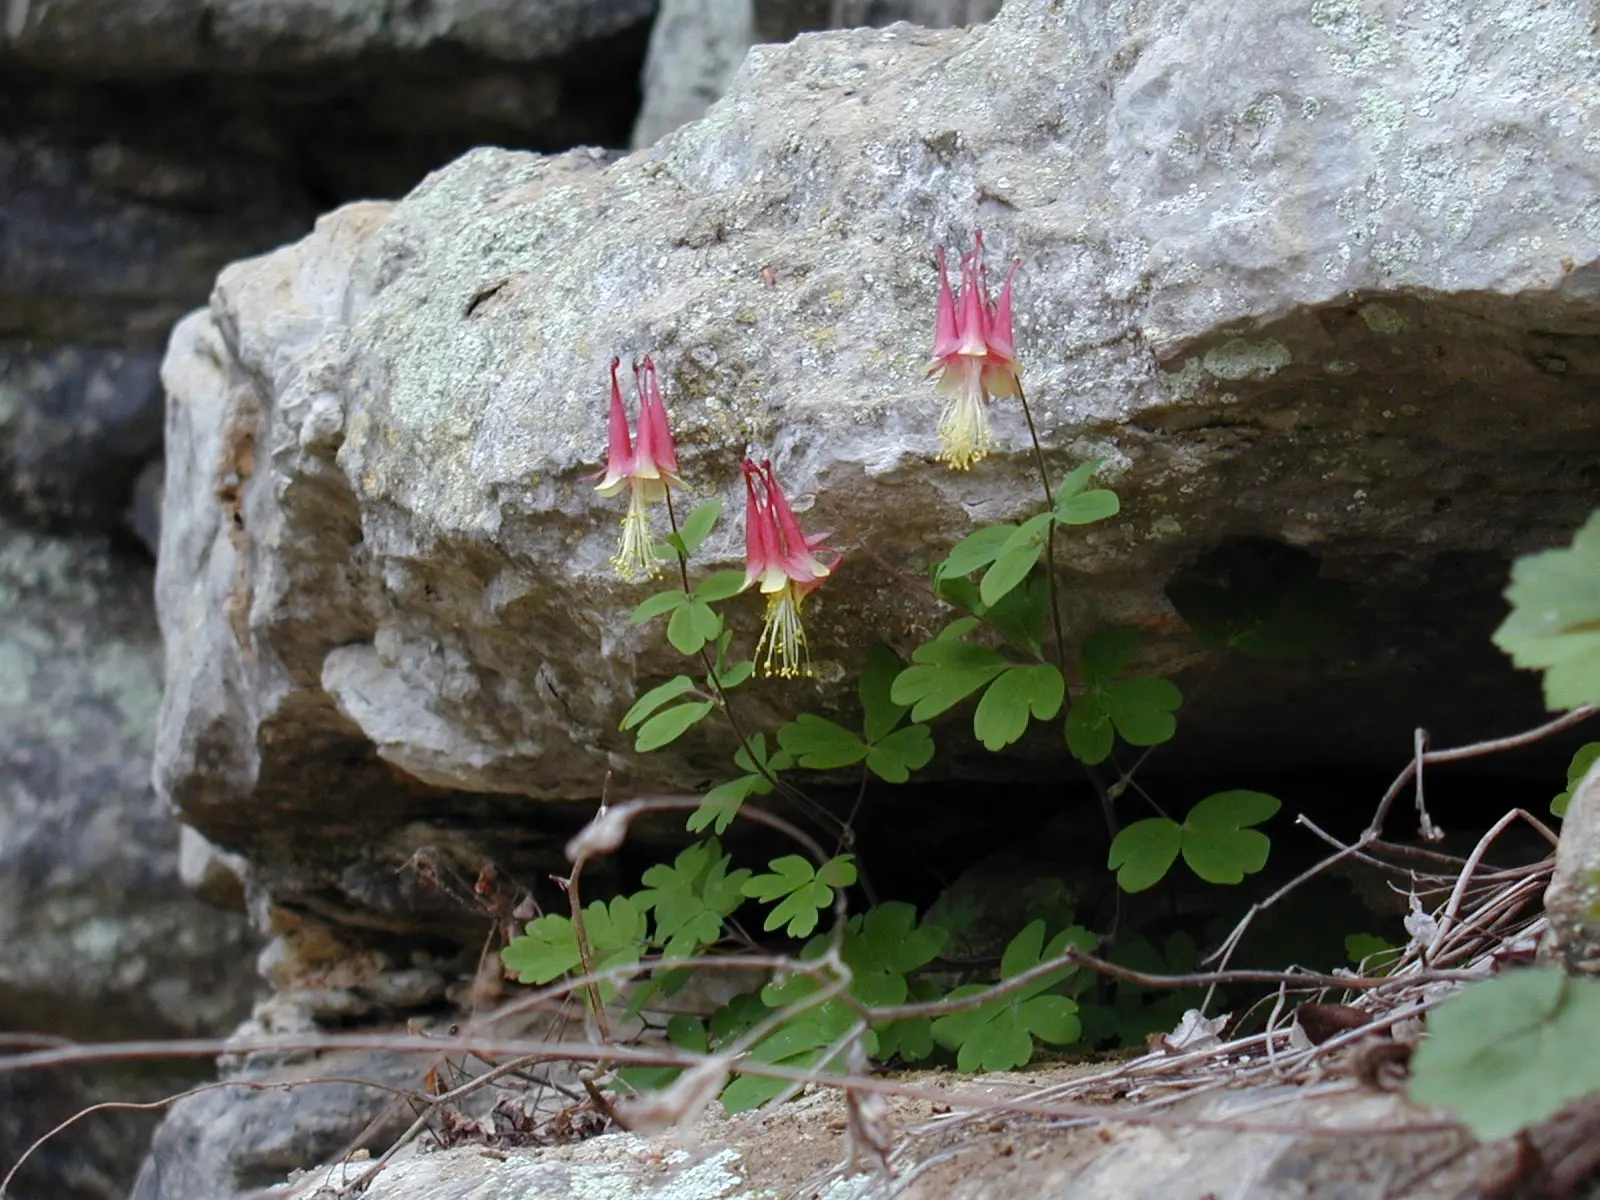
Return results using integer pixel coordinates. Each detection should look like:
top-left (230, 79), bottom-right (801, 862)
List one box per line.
top-left (1107, 818), bottom-right (1183, 893)
top-left (973, 664), bottom-right (1065, 751)
top-left (938, 524), bottom-right (1018, 580)
top-left (1165, 539), bottom-right (1345, 658)
top-left (1080, 627), bottom-right (1141, 685)
top-left (688, 776), bottom-right (760, 835)
top-left (930, 922), bottom-right (1085, 1072)
top-left (1180, 790), bottom-right (1280, 884)
top-left (667, 599), bottom-right (721, 654)
top-left (1495, 512), bottom-right (1600, 709)
top-left (980, 512), bottom-right (1054, 607)
top-left (677, 498), bottom-right (723, 556)
top-left (1554, 742), bottom-right (1600, 817)
top-left (890, 641), bottom-right (1009, 722)
top-left (1065, 690), bottom-right (1115, 766)
top-left (1054, 464), bottom-right (1119, 525)
top-left (693, 568), bottom-right (747, 603)
top-left (500, 914), bottom-right (580, 984)
top-left (633, 700), bottom-right (714, 752)
top-left (742, 855), bottom-right (855, 938)
top-left (1409, 967), bottom-right (1600, 1140)
top-left (865, 723), bottom-right (934, 783)
top-left (860, 643), bottom-right (911, 742)
top-left (631, 589), bottom-right (689, 626)
top-left (777, 714), bottom-right (868, 769)
top-left (1104, 677), bottom-right (1182, 746)
top-left (620, 675), bottom-right (697, 731)
top-left (982, 573), bottom-right (1051, 659)
top-left (1052, 461), bottom-right (1102, 505)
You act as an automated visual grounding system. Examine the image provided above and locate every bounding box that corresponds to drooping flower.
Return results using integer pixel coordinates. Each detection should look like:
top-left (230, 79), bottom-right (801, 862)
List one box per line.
top-left (741, 459), bottom-right (839, 677)
top-left (927, 230), bottom-right (1022, 470)
top-left (594, 356), bottom-right (681, 581)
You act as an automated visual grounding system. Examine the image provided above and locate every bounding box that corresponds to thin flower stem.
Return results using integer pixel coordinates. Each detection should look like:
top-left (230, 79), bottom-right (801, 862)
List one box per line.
top-left (1015, 384), bottom-right (1119, 844)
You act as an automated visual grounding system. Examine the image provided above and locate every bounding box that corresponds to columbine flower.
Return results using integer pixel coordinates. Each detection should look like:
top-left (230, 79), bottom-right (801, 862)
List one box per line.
top-left (741, 459), bottom-right (839, 677)
top-left (594, 355), bottom-right (681, 581)
top-left (927, 230), bottom-right (1022, 470)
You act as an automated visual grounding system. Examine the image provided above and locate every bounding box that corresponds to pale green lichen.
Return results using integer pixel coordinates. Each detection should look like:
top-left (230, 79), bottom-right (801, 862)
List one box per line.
top-left (1161, 358), bottom-right (1209, 401)
top-left (1325, 360), bottom-right (1358, 375)
top-left (1202, 338), bottom-right (1291, 380)
top-left (1359, 302), bottom-right (1407, 335)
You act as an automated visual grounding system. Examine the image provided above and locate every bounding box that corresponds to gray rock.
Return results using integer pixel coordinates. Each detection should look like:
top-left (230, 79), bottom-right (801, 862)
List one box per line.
top-left (632, 0), bottom-right (1006, 148)
top-left (1, 0), bottom-right (655, 72)
top-left (1542, 754), bottom-right (1600, 977)
top-left (0, 520), bottom-right (256, 1038)
top-left (266, 1073), bottom-right (1497, 1200)
top-left (0, 520), bottom-right (258, 1197)
top-left (155, 0), bottom-right (1600, 932)
top-left (0, 343), bottom-right (164, 530)
top-left (130, 1047), bottom-right (423, 1200)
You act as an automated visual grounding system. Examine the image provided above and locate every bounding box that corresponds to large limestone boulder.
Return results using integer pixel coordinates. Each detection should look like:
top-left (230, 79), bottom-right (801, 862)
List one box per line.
top-left (156, 0), bottom-right (1600, 933)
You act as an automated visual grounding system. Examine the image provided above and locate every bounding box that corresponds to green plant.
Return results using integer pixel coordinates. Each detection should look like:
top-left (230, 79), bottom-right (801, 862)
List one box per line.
top-left (501, 232), bottom-right (1316, 1111)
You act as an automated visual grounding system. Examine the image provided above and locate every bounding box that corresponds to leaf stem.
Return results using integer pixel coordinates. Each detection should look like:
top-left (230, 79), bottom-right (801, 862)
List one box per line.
top-left (1015, 384), bottom-right (1119, 844)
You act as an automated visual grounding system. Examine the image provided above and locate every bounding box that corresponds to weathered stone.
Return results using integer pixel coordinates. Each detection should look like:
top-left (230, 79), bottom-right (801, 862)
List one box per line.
top-left (1, 0), bottom-right (655, 72)
top-left (154, 0), bottom-right (1600, 934)
top-left (263, 1067), bottom-right (1503, 1200)
top-left (0, 520), bottom-right (258, 1198)
top-left (632, 1), bottom-right (1006, 148)
top-left (0, 343), bottom-right (165, 530)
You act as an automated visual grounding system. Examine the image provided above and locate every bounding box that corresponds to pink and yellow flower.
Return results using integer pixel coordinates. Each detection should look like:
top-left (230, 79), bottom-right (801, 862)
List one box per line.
top-left (594, 355), bottom-right (681, 581)
top-left (927, 230), bottom-right (1022, 470)
top-left (741, 459), bottom-right (839, 677)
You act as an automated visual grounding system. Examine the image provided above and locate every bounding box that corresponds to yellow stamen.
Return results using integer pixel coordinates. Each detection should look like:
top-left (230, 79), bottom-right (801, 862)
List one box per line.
top-left (612, 491), bottom-right (662, 582)
top-left (755, 585), bottom-right (809, 677)
top-left (936, 383), bottom-right (992, 471)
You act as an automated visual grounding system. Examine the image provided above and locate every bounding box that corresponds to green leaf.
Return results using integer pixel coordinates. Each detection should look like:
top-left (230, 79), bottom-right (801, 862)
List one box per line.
top-left (1107, 818), bottom-right (1183, 893)
top-left (930, 922), bottom-right (1084, 1072)
top-left (678, 498), bottom-right (723, 556)
top-left (1055, 489), bottom-right (1120, 526)
top-left (860, 644), bottom-right (911, 742)
top-left (1409, 968), bottom-right (1600, 1140)
top-left (637, 839), bottom-right (751, 958)
top-left (620, 675), bottom-right (697, 731)
top-left (1166, 539), bottom-right (1346, 659)
top-left (1105, 677), bottom-right (1182, 746)
top-left (1554, 742), bottom-right (1600, 817)
top-left (634, 700), bottom-right (714, 752)
top-left (688, 776), bottom-right (761, 834)
top-left (937, 615), bottom-right (984, 642)
top-left (1180, 790), bottom-right (1280, 884)
top-left (500, 914), bottom-right (580, 984)
top-left (777, 714), bottom-right (869, 769)
top-left (865, 724), bottom-right (934, 783)
top-left (667, 600), bottom-right (721, 655)
top-left (844, 903), bottom-right (948, 1010)
top-left (1065, 690), bottom-right (1114, 766)
top-left (693, 568), bottom-right (747, 604)
top-left (979, 512), bottom-right (1054, 607)
top-left (937, 524), bottom-right (1018, 580)
top-left (1494, 512), bottom-right (1600, 709)
top-left (713, 659), bottom-right (754, 689)
top-left (890, 641), bottom-right (1009, 722)
top-left (1344, 933), bottom-right (1400, 975)
top-left (1080, 627), bottom-right (1140, 685)
top-left (1052, 460), bottom-right (1101, 505)
top-left (742, 855), bottom-right (855, 938)
top-left (631, 589), bottom-right (689, 626)
top-left (973, 664), bottom-right (1064, 751)
top-left (982, 573), bottom-right (1051, 659)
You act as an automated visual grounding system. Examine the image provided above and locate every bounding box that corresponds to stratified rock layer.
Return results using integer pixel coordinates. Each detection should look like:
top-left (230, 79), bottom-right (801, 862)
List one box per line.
top-left (156, 0), bottom-right (1600, 931)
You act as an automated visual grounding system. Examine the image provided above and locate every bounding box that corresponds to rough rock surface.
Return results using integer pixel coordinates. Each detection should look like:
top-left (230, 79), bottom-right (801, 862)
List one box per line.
top-left (632, 0), bottom-right (1004, 148)
top-left (263, 1067), bottom-right (1505, 1200)
top-left (0, 520), bottom-right (257, 1198)
top-left (154, 0), bottom-right (1600, 932)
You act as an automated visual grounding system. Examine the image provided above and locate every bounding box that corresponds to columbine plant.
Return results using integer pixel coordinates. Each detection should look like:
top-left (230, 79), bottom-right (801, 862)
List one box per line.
top-left (741, 459), bottom-right (839, 678)
top-left (595, 356), bottom-right (681, 581)
top-left (928, 230), bottom-right (1022, 471)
